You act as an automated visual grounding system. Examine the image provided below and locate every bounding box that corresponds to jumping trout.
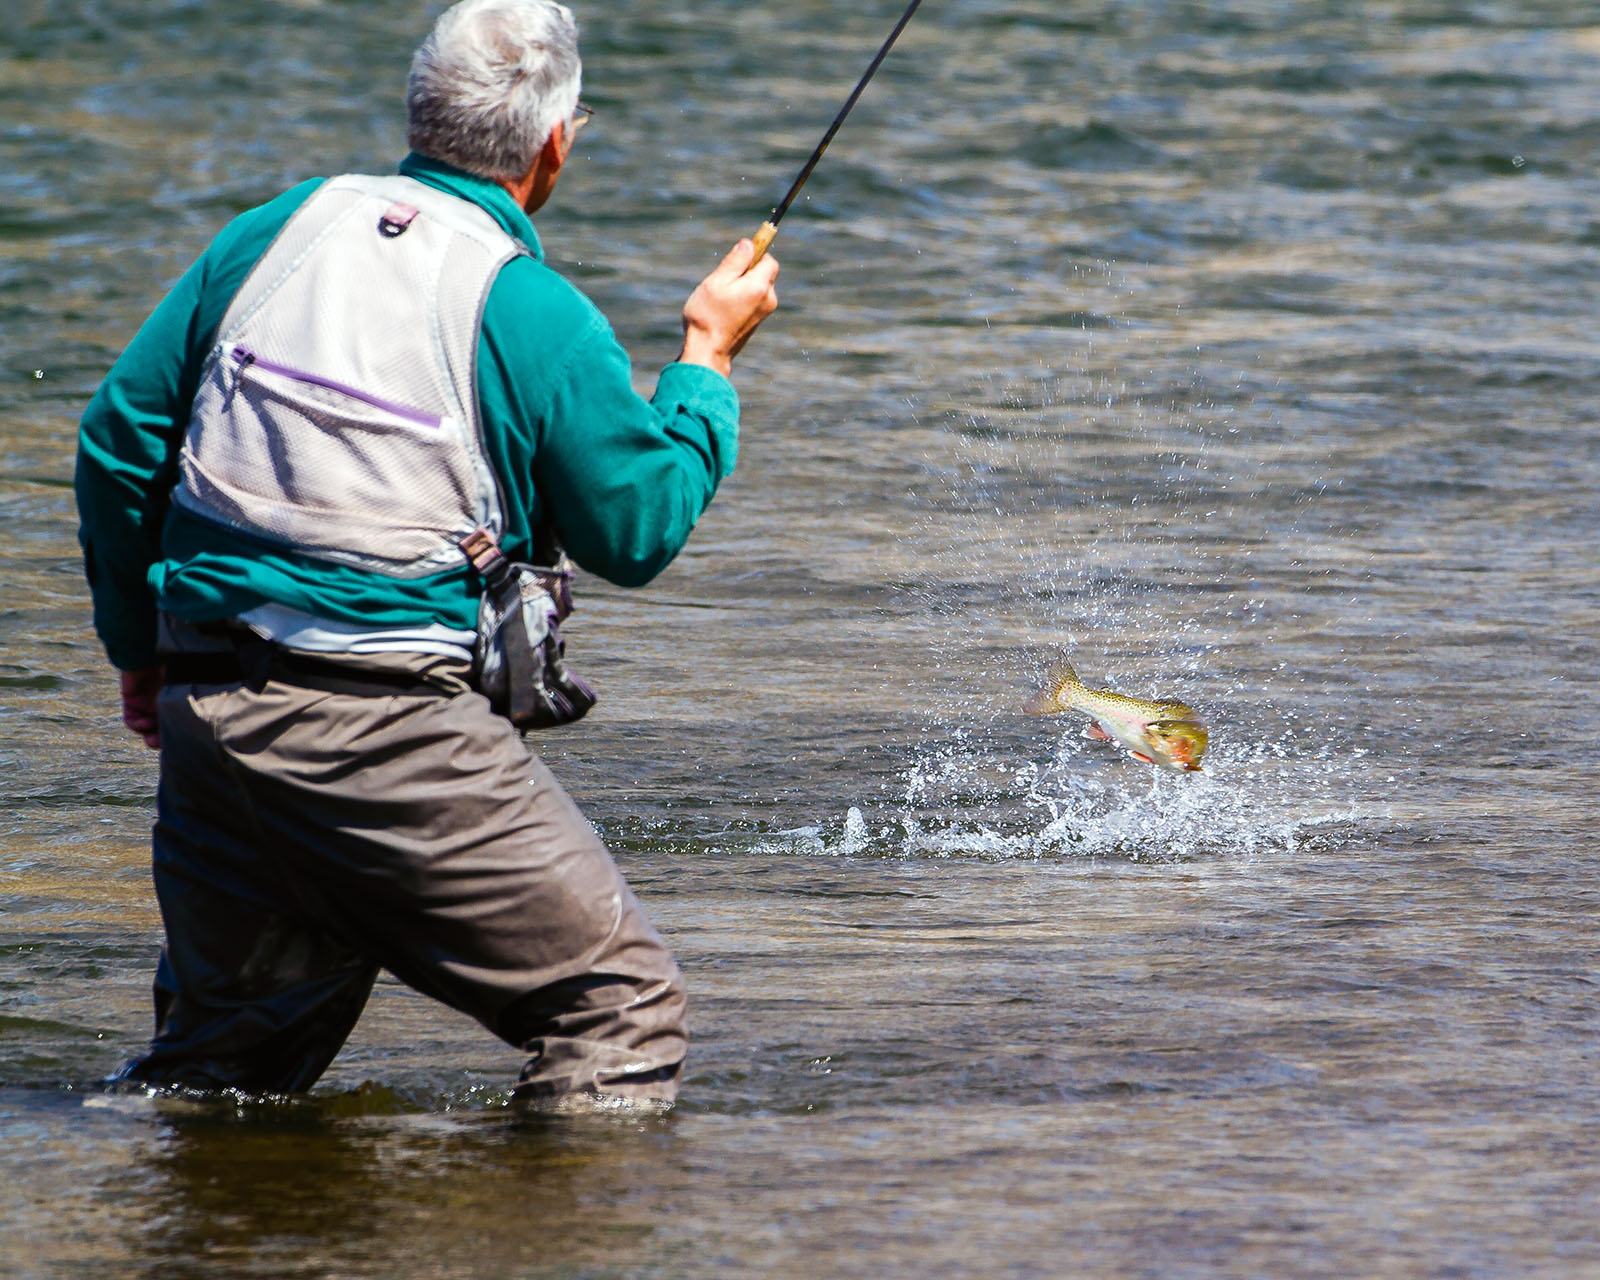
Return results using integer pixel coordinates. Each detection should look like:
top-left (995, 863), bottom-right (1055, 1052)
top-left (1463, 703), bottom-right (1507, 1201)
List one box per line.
top-left (1024, 658), bottom-right (1208, 772)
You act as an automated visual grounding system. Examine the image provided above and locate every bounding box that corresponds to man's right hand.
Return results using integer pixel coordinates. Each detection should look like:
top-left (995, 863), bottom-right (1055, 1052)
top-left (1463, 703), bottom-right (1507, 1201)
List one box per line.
top-left (678, 239), bottom-right (780, 378)
top-left (120, 664), bottom-right (164, 750)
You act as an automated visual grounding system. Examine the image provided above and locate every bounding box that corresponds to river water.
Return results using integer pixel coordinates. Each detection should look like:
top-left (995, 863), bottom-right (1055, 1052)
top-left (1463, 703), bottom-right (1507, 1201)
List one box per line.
top-left (3, 0), bottom-right (1597, 1275)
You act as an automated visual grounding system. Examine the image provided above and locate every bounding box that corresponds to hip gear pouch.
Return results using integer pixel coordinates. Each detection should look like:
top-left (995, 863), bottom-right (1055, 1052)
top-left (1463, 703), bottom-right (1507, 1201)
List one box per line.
top-left (459, 528), bottom-right (597, 731)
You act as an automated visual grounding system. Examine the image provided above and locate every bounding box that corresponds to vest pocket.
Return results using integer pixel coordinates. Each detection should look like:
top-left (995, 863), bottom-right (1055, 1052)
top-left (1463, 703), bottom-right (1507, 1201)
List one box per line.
top-left (176, 342), bottom-right (479, 572)
top-left (227, 346), bottom-right (444, 430)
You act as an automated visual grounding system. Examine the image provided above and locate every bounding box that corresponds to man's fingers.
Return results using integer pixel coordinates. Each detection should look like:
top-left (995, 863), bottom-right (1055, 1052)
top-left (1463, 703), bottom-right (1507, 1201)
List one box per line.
top-left (122, 707), bottom-right (156, 734)
top-left (122, 708), bottom-right (160, 750)
top-left (744, 251), bottom-right (779, 289)
top-left (713, 239), bottom-right (781, 286)
top-left (715, 238), bottom-right (757, 278)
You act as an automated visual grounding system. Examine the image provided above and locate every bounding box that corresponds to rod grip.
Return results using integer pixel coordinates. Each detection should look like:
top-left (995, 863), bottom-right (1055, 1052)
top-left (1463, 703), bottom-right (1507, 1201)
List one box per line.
top-left (748, 221), bottom-right (779, 268)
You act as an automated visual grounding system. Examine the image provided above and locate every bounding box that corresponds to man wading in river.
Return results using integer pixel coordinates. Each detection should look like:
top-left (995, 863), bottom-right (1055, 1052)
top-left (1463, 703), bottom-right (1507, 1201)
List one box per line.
top-left (73, 0), bottom-right (778, 1106)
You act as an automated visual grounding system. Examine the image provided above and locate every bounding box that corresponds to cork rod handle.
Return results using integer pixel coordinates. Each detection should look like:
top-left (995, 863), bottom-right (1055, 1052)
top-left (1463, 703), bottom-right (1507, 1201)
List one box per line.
top-left (748, 221), bottom-right (779, 269)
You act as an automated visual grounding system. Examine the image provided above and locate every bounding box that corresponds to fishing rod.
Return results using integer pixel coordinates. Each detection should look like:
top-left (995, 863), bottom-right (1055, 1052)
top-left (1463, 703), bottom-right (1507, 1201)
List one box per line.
top-left (747, 0), bottom-right (927, 267)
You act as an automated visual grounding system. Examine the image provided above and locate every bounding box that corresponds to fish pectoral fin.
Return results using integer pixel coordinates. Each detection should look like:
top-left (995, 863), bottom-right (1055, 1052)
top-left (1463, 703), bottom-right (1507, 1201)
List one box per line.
top-left (1129, 751), bottom-right (1157, 765)
top-left (1083, 724), bottom-right (1114, 742)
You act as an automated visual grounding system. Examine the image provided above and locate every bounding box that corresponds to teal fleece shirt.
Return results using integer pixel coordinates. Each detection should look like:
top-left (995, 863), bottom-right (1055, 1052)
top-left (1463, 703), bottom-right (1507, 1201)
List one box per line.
top-left (75, 154), bottom-right (740, 671)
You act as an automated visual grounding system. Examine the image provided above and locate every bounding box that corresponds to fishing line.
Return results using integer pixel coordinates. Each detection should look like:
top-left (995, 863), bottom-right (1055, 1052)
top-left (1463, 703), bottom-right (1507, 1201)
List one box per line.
top-left (747, 0), bottom-right (927, 265)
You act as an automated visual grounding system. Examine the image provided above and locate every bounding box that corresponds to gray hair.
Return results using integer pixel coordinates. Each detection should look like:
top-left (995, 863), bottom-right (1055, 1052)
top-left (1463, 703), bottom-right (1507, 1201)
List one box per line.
top-left (407, 0), bottom-right (582, 181)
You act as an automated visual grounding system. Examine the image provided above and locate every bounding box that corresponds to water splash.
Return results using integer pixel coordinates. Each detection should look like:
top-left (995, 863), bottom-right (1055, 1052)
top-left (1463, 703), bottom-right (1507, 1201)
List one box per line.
top-left (78, 1077), bottom-right (520, 1120)
top-left (765, 727), bottom-right (1381, 863)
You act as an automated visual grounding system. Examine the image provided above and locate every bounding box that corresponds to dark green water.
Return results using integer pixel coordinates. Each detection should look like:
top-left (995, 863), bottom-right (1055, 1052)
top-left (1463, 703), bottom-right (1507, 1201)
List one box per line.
top-left (3, 1), bottom-right (1597, 1275)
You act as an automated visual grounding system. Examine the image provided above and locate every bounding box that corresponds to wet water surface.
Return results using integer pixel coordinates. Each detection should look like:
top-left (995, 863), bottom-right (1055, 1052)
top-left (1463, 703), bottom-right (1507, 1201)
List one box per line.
top-left (2, 1), bottom-right (1597, 1276)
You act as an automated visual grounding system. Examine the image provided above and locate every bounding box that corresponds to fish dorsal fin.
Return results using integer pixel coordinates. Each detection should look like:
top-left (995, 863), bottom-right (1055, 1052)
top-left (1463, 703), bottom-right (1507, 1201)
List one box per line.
top-left (1048, 656), bottom-right (1083, 693)
top-left (1023, 654), bottom-right (1086, 715)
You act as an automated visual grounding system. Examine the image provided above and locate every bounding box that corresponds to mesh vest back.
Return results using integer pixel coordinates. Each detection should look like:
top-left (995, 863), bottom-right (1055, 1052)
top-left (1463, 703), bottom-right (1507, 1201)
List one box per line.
top-left (174, 174), bottom-right (522, 577)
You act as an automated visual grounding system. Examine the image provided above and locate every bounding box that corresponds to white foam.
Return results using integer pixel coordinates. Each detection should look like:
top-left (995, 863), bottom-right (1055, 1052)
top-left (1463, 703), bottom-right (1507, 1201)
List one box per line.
top-left (766, 733), bottom-right (1381, 863)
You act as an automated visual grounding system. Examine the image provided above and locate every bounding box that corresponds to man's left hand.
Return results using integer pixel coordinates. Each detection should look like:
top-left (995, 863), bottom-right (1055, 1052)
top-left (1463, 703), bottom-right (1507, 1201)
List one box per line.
top-left (119, 665), bottom-right (164, 749)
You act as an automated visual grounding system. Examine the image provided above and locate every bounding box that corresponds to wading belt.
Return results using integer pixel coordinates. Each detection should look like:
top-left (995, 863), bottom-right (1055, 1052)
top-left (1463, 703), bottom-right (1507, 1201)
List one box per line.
top-left (162, 636), bottom-right (455, 699)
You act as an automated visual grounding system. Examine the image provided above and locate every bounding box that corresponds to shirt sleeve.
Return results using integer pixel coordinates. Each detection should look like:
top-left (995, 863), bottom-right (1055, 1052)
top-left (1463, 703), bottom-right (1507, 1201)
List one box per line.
top-left (477, 269), bottom-right (742, 588)
top-left (74, 180), bottom-right (324, 670)
top-left (74, 255), bottom-right (211, 670)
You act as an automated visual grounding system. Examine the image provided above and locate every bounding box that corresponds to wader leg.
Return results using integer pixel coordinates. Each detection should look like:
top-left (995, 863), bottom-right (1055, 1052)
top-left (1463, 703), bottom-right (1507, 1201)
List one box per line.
top-left (116, 691), bottom-right (379, 1093)
top-left (493, 874), bottom-right (687, 1104)
top-left (123, 869), bottom-right (380, 1094)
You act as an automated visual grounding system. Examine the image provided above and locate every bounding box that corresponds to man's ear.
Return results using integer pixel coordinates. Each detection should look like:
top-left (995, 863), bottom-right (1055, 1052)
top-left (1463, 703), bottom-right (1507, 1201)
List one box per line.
top-left (541, 121), bottom-right (568, 175)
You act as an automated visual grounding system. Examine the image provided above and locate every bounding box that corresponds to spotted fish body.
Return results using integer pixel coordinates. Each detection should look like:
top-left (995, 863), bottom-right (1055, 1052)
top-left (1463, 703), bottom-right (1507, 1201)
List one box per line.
top-left (1025, 658), bottom-right (1208, 772)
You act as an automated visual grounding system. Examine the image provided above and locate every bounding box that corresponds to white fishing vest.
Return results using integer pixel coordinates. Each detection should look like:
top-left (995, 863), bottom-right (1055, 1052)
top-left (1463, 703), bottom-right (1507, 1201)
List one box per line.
top-left (174, 174), bottom-right (528, 578)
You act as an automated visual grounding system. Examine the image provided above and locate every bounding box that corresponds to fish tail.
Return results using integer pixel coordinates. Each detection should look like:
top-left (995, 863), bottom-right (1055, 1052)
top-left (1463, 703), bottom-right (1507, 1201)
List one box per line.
top-left (1023, 656), bottom-right (1084, 715)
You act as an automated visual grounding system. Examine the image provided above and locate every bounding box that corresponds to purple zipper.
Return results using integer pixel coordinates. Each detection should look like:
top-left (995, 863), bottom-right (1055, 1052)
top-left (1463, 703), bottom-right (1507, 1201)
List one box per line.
top-left (231, 345), bottom-right (442, 429)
